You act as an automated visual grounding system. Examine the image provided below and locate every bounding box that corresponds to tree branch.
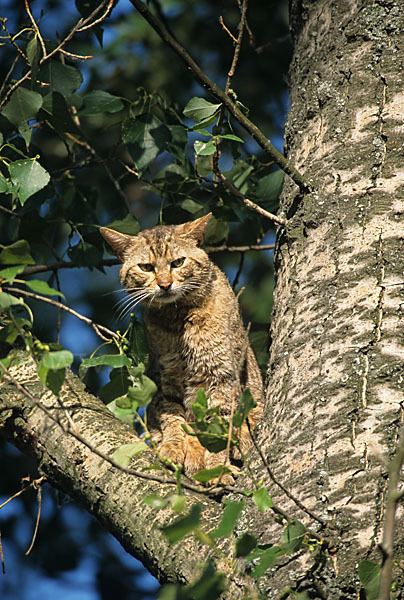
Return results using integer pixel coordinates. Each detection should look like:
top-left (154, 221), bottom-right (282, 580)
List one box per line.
top-left (128, 0), bottom-right (312, 194)
top-left (377, 427), bottom-right (404, 600)
top-left (0, 355), bottom-right (226, 587)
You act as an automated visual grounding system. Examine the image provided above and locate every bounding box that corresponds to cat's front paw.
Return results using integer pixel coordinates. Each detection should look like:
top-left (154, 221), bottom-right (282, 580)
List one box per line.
top-left (158, 441), bottom-right (186, 467)
top-left (183, 435), bottom-right (206, 476)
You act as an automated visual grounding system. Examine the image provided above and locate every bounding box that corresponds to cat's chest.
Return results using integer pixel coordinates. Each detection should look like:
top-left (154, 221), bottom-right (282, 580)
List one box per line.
top-left (146, 306), bottom-right (210, 356)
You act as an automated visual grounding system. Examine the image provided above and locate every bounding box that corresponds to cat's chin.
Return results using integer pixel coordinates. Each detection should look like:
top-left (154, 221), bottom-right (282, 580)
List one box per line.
top-left (152, 290), bottom-right (181, 304)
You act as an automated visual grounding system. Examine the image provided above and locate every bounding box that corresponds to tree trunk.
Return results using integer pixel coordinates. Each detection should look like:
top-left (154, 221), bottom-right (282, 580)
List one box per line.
top-left (249, 0), bottom-right (404, 596)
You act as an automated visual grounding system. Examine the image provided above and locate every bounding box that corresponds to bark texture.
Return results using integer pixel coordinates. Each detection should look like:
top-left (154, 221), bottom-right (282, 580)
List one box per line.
top-left (0, 357), bottom-right (224, 586)
top-left (250, 0), bottom-right (404, 597)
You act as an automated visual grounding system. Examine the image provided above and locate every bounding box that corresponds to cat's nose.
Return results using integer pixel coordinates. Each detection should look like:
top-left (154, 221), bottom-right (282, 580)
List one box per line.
top-left (158, 280), bottom-right (172, 291)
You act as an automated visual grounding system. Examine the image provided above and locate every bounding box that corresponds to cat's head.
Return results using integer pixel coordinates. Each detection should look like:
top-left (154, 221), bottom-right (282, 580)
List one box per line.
top-left (100, 213), bottom-right (212, 307)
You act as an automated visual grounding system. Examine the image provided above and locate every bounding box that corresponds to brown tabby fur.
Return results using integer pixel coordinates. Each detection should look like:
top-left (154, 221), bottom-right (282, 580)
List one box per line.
top-left (100, 214), bottom-right (264, 479)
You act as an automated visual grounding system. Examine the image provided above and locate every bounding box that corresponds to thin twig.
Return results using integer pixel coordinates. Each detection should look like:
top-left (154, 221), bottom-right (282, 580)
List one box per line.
top-left (24, 0), bottom-right (47, 58)
top-left (25, 482), bottom-right (43, 556)
top-left (214, 165), bottom-right (287, 227)
top-left (225, 0), bottom-right (248, 95)
top-left (3, 287), bottom-right (118, 342)
top-left (128, 0), bottom-right (313, 194)
top-left (232, 251), bottom-right (245, 289)
top-left (0, 0), bottom-right (113, 111)
top-left (377, 426), bottom-right (404, 600)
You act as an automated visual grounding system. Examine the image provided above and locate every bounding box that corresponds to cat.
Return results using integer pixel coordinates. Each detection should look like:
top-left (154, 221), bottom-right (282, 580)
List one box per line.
top-left (100, 213), bottom-right (264, 481)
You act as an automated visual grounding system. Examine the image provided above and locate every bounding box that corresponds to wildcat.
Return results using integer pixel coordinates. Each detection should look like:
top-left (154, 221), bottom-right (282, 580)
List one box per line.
top-left (100, 213), bottom-right (264, 479)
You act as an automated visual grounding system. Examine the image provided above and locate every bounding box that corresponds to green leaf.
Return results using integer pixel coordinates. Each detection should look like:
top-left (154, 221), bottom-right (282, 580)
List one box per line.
top-left (129, 318), bottom-right (148, 362)
top-left (161, 503), bottom-right (201, 544)
top-left (99, 368), bottom-right (130, 403)
top-left (0, 292), bottom-right (22, 309)
top-left (80, 90), bottom-right (124, 116)
top-left (180, 199), bottom-right (204, 215)
top-left (0, 174), bottom-right (13, 195)
top-left (0, 265), bottom-right (25, 283)
top-left (112, 442), bottom-right (148, 467)
top-left (81, 354), bottom-right (131, 370)
top-left (122, 114), bottom-right (171, 175)
top-left (40, 60), bottom-right (83, 97)
top-left (127, 374), bottom-right (157, 407)
top-left (358, 560), bottom-right (381, 600)
top-left (9, 159), bottom-right (50, 205)
top-left (142, 494), bottom-right (169, 510)
top-left (249, 546), bottom-right (283, 577)
top-left (170, 494), bottom-right (186, 514)
top-left (280, 520), bottom-right (306, 554)
top-left (252, 487), bottom-right (273, 512)
top-left (194, 139), bottom-right (216, 156)
top-left (25, 280), bottom-right (64, 297)
top-left (26, 36), bottom-right (41, 84)
top-left (41, 350), bottom-right (73, 370)
top-left (232, 387), bottom-right (256, 427)
top-left (204, 216), bottom-right (228, 244)
top-left (104, 214), bottom-right (140, 236)
top-left (1, 87), bottom-right (43, 127)
top-left (218, 134), bottom-right (244, 143)
top-left (0, 240), bottom-right (35, 265)
top-left (158, 559), bottom-right (226, 600)
top-left (192, 465), bottom-right (232, 483)
top-left (211, 501), bottom-right (244, 538)
top-left (183, 97), bottom-right (221, 123)
top-left (106, 399), bottom-right (136, 424)
top-left (45, 368), bottom-right (66, 396)
top-left (67, 241), bottom-right (102, 267)
top-left (41, 91), bottom-right (81, 135)
top-left (255, 170), bottom-right (284, 210)
top-left (185, 559), bottom-right (226, 600)
top-left (0, 318), bottom-right (31, 344)
top-left (235, 532), bottom-right (257, 557)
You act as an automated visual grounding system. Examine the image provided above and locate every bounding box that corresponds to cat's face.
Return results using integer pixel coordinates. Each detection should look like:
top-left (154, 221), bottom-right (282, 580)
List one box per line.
top-left (100, 214), bottom-right (212, 309)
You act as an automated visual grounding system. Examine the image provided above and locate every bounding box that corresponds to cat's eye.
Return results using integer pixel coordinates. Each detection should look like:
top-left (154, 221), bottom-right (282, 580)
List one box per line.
top-left (171, 257), bottom-right (185, 268)
top-left (138, 263), bottom-right (154, 272)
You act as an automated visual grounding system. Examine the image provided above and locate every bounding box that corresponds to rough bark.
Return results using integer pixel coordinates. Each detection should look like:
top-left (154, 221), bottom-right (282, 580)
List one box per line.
top-left (248, 0), bottom-right (404, 597)
top-left (0, 357), bottom-right (225, 587)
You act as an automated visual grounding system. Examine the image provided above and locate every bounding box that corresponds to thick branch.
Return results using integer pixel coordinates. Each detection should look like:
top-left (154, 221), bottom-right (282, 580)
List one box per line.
top-left (128, 0), bottom-right (312, 194)
top-left (0, 355), bottom-right (224, 586)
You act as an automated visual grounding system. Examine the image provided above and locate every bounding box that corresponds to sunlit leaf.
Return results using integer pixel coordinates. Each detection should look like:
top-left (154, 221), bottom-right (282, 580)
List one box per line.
top-left (161, 504), bottom-right (201, 544)
top-left (1, 87), bottom-right (43, 127)
top-left (358, 560), bottom-right (381, 600)
top-left (41, 350), bottom-right (74, 370)
top-left (252, 487), bottom-right (273, 512)
top-left (183, 97), bottom-right (221, 123)
top-left (25, 280), bottom-right (64, 297)
top-left (280, 520), bottom-right (306, 554)
top-left (9, 159), bottom-right (50, 205)
top-left (112, 442), bottom-right (148, 467)
top-left (211, 501), bottom-right (244, 538)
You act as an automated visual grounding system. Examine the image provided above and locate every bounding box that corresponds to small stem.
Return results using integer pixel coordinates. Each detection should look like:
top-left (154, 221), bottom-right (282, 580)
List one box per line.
top-left (3, 286), bottom-right (118, 342)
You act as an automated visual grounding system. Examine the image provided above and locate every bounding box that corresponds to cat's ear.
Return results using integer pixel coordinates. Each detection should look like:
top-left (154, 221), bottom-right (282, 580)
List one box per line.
top-left (100, 227), bottom-right (133, 260)
top-left (178, 213), bottom-right (212, 247)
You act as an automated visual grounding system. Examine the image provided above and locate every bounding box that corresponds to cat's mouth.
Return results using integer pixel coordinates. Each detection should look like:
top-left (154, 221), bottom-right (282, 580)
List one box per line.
top-left (154, 288), bottom-right (180, 303)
